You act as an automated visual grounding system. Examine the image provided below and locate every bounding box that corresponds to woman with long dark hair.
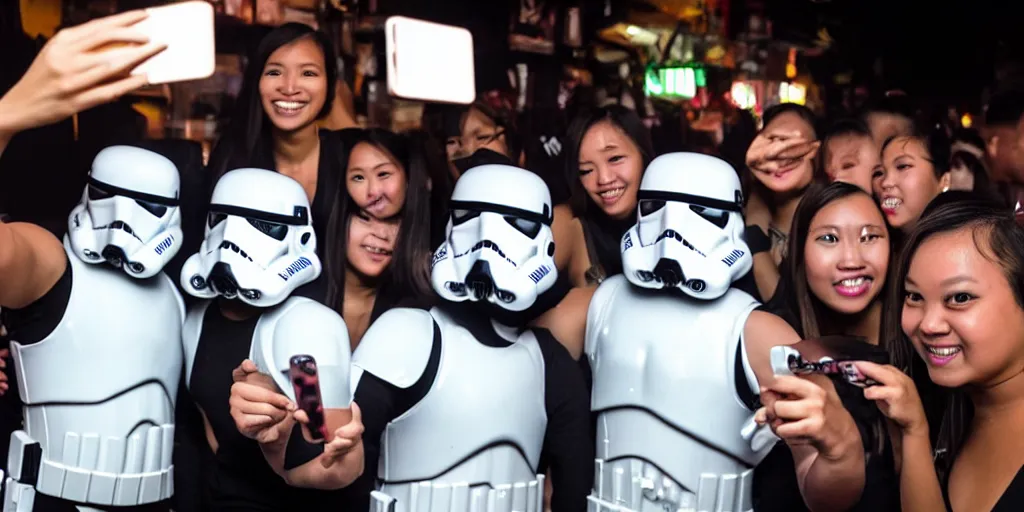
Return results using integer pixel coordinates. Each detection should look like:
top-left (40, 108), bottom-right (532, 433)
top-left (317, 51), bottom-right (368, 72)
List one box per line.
top-left (755, 182), bottom-right (900, 511)
top-left (323, 130), bottom-right (437, 348)
top-left (857, 198), bottom-right (1024, 510)
top-left (206, 22), bottom-right (340, 245)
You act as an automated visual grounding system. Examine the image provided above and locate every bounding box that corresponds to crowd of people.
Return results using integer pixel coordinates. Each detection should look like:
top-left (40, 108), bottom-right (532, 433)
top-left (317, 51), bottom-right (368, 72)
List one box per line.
top-left (2, 10), bottom-right (1024, 512)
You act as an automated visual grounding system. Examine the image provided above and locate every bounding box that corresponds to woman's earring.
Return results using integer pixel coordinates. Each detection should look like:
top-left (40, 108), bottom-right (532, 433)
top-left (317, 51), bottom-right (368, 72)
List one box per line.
top-left (942, 186), bottom-right (950, 193)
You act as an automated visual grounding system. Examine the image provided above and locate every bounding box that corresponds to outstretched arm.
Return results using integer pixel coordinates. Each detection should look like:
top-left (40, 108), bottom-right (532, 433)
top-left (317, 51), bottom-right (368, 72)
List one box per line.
top-left (744, 311), bottom-right (867, 512)
top-left (0, 10), bottom-right (165, 158)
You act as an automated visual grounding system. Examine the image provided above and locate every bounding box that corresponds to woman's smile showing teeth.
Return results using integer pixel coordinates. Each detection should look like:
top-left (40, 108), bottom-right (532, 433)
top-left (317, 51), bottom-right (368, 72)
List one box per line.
top-left (834, 276), bottom-right (872, 297)
top-left (598, 187), bottom-right (625, 204)
top-left (881, 197), bottom-right (902, 215)
top-left (923, 344), bottom-right (962, 366)
top-left (362, 244), bottom-right (392, 262)
top-left (272, 100), bottom-right (308, 116)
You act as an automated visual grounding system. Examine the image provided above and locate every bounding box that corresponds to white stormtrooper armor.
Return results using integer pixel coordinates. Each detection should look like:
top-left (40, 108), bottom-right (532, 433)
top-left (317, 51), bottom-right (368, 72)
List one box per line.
top-left (4, 147), bottom-right (185, 512)
top-left (180, 167), bottom-right (351, 474)
top-left (182, 296), bottom-right (352, 413)
top-left (355, 307), bottom-right (548, 512)
top-left (357, 164), bottom-right (581, 512)
top-left (431, 164), bottom-right (558, 312)
top-left (180, 168), bottom-right (320, 308)
top-left (67, 146), bottom-right (184, 279)
top-left (586, 153), bottom-right (775, 512)
top-left (620, 153), bottom-right (751, 300)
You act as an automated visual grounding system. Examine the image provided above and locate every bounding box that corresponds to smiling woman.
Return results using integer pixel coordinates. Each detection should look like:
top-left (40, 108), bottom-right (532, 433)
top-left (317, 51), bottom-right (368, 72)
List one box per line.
top-left (205, 23), bottom-right (343, 274)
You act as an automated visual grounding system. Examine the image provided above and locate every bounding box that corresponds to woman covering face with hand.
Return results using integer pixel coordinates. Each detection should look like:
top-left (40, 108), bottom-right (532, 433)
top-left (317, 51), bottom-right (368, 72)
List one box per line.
top-left (744, 104), bottom-right (822, 301)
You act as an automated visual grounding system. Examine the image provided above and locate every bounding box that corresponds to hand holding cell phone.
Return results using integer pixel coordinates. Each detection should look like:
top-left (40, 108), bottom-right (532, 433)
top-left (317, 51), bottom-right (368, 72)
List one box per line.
top-left (0, 10), bottom-right (164, 140)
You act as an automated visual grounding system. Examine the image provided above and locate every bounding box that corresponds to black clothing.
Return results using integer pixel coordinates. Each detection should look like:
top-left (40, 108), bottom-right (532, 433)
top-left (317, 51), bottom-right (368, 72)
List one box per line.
top-left (578, 209), bottom-right (632, 281)
top-left (751, 301), bottom-right (900, 512)
top-left (352, 302), bottom-right (593, 512)
top-left (31, 494), bottom-right (170, 512)
top-left (187, 303), bottom-right (361, 511)
top-left (941, 464), bottom-right (1024, 511)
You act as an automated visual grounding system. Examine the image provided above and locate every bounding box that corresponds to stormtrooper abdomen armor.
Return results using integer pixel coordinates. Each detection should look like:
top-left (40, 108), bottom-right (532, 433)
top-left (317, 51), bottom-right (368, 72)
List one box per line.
top-left (586, 275), bottom-right (773, 512)
top-left (6, 241), bottom-right (183, 509)
top-left (354, 307), bottom-right (549, 512)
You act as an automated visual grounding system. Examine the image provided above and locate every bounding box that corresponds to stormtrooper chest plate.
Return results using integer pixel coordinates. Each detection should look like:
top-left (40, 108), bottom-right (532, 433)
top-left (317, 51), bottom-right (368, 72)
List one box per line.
top-left (9, 244), bottom-right (184, 504)
top-left (378, 307), bottom-right (548, 486)
top-left (588, 277), bottom-right (768, 484)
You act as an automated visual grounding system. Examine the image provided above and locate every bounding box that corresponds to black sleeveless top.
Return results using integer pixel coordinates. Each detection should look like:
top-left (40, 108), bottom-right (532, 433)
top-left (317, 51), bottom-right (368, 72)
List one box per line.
top-left (942, 462), bottom-right (1024, 510)
top-left (751, 298), bottom-right (900, 512)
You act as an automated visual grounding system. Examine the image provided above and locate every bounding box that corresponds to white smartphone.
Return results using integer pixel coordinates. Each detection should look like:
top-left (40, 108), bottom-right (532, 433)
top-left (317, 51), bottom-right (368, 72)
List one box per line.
top-left (130, 1), bottom-right (216, 85)
top-left (384, 16), bottom-right (475, 105)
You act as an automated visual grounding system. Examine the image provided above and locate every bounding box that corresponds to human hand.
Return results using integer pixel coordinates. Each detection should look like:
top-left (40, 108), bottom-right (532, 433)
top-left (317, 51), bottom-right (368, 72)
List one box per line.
top-left (229, 359), bottom-right (295, 444)
top-left (746, 129), bottom-right (819, 174)
top-left (315, 403), bottom-right (364, 468)
top-left (755, 374), bottom-right (859, 460)
top-left (855, 361), bottom-right (929, 439)
top-left (0, 10), bottom-right (166, 137)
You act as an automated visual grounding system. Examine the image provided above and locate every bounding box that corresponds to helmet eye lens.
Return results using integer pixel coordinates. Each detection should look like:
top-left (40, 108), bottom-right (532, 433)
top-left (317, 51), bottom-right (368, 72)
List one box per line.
top-left (505, 216), bottom-right (540, 238)
top-left (689, 205), bottom-right (728, 229)
top-left (639, 199), bottom-right (665, 216)
top-left (247, 218), bottom-right (288, 241)
top-left (452, 208), bottom-right (481, 225)
top-left (88, 185), bottom-right (114, 201)
top-left (208, 212), bottom-right (227, 228)
top-left (136, 200), bottom-right (168, 217)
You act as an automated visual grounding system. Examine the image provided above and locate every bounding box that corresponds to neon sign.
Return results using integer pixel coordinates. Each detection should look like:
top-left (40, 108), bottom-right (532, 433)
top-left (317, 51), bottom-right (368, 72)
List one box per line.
top-left (645, 66), bottom-right (706, 99)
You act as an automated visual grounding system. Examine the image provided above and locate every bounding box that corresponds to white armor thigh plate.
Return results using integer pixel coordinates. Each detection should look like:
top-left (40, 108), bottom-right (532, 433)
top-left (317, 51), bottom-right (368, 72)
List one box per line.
top-left (372, 307), bottom-right (549, 512)
top-left (586, 276), bottom-right (771, 512)
top-left (6, 243), bottom-right (183, 509)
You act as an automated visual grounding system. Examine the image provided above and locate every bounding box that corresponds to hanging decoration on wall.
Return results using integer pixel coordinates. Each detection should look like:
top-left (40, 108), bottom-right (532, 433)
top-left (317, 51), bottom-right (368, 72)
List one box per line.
top-left (509, 0), bottom-right (557, 55)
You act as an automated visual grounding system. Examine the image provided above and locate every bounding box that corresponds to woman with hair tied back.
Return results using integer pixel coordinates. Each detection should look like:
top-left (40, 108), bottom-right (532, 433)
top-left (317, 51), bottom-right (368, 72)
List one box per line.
top-left (853, 198), bottom-right (1024, 511)
top-left (755, 182), bottom-right (900, 512)
top-left (561, 104), bottom-right (655, 287)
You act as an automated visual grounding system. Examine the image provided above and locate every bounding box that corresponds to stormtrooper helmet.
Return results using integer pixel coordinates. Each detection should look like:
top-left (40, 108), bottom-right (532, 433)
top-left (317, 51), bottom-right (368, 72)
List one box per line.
top-left (431, 164), bottom-right (557, 312)
top-left (180, 168), bottom-right (320, 307)
top-left (621, 152), bottom-right (751, 299)
top-left (68, 145), bottom-right (182, 278)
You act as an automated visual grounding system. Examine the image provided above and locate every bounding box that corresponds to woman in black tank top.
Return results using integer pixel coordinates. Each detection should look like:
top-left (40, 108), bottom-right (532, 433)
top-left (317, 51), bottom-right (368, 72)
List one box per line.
top-left (754, 182), bottom-right (899, 511)
top-left (856, 198), bottom-right (1024, 511)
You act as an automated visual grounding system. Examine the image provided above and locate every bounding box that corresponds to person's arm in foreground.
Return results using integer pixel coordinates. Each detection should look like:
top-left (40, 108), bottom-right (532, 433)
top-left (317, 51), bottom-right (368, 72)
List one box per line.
top-left (0, 10), bottom-right (165, 157)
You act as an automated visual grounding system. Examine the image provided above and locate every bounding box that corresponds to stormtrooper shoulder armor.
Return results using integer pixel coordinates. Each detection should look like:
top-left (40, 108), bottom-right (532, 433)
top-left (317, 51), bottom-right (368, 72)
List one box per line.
top-left (584, 275), bottom-right (630, 359)
top-left (251, 297), bottom-right (352, 409)
top-left (352, 307), bottom-right (436, 389)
